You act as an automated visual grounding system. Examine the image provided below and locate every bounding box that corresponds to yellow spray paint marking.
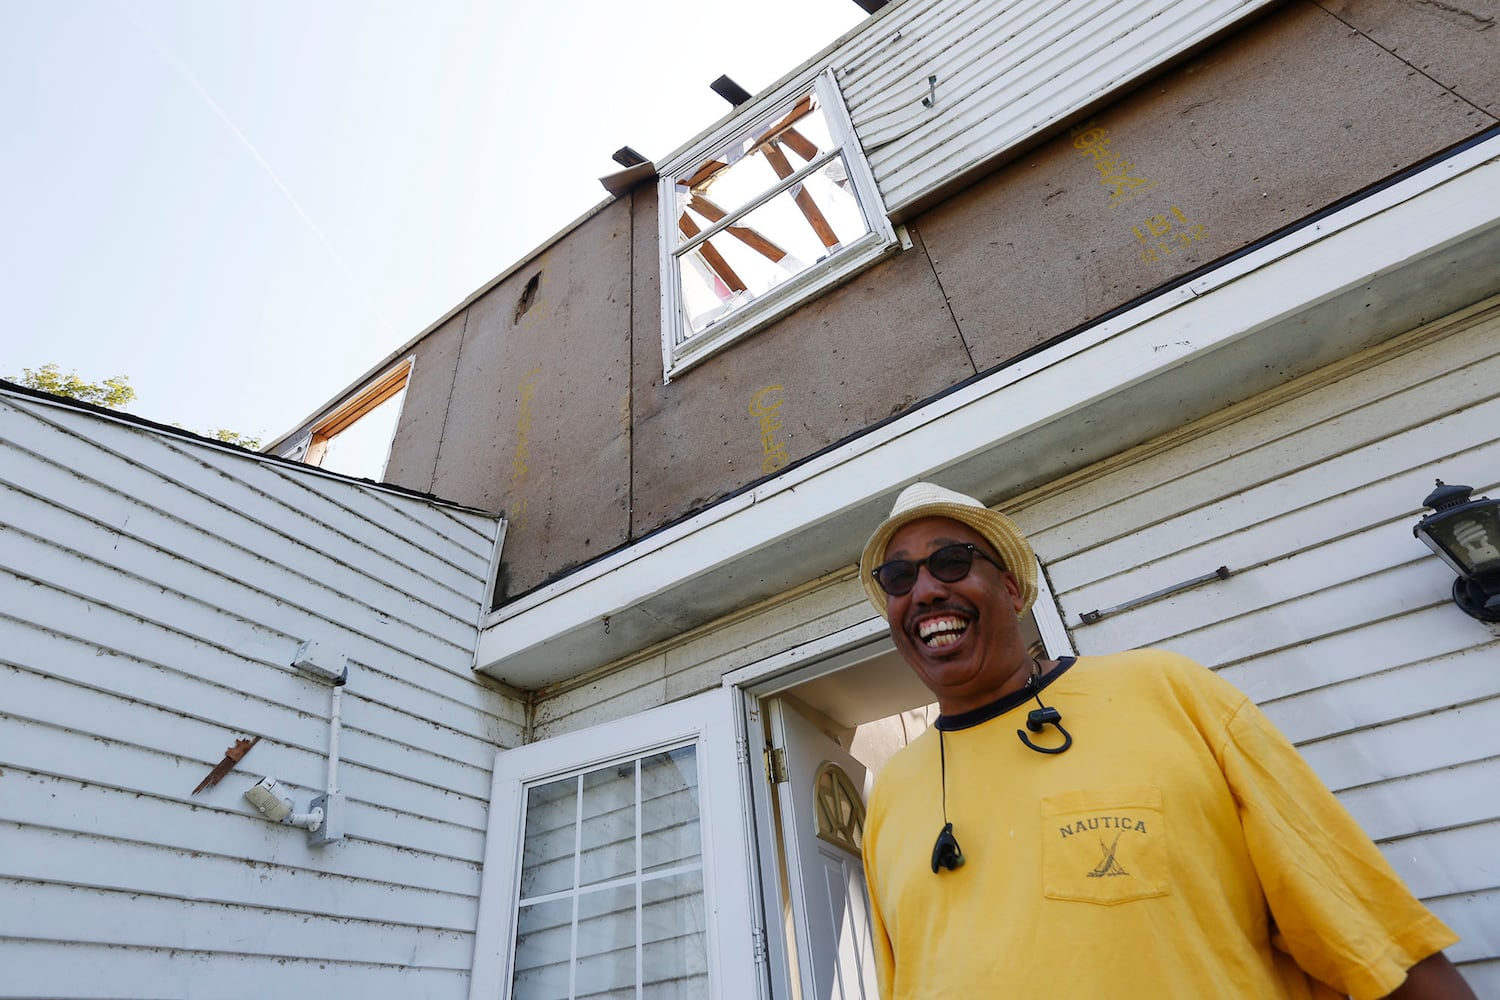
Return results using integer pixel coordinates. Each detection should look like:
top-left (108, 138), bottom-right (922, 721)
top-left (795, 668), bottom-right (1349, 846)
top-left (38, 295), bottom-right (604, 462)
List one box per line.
top-left (1070, 120), bottom-right (1156, 208)
top-left (1070, 118), bottom-right (1211, 264)
top-left (749, 385), bottom-right (790, 474)
top-left (1132, 205), bottom-right (1209, 264)
top-left (509, 366), bottom-right (542, 530)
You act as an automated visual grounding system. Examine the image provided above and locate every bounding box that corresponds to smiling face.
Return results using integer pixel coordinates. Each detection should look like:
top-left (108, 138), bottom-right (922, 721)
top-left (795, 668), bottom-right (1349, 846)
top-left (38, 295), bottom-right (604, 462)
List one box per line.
top-left (882, 516), bottom-right (1034, 715)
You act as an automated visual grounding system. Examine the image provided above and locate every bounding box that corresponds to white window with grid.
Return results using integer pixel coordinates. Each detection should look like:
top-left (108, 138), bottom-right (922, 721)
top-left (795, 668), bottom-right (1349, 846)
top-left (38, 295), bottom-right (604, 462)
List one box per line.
top-left (469, 690), bottom-right (759, 1000)
top-left (657, 69), bottom-right (897, 381)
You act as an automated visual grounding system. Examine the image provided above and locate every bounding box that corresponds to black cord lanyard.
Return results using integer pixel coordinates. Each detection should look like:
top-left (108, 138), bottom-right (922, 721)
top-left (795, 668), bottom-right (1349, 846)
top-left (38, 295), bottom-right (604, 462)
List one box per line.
top-left (930, 658), bottom-right (1073, 874)
top-left (931, 730), bottom-right (964, 872)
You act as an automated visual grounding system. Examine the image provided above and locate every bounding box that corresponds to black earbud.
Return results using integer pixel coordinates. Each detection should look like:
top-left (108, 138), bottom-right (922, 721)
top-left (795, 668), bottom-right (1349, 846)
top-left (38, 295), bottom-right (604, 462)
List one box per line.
top-left (1026, 706), bottom-right (1061, 731)
top-left (1017, 674), bottom-right (1072, 754)
top-left (931, 821), bottom-right (965, 873)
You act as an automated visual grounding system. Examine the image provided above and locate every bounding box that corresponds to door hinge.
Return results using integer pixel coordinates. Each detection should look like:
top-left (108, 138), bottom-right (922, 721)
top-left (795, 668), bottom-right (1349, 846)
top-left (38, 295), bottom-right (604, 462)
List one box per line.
top-left (736, 735), bottom-right (749, 765)
top-left (751, 925), bottom-right (768, 964)
top-left (764, 747), bottom-right (788, 785)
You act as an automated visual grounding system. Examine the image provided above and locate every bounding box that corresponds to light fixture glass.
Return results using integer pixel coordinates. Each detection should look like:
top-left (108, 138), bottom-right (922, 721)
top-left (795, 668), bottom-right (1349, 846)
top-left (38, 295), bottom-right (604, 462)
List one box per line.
top-left (1413, 480), bottom-right (1500, 622)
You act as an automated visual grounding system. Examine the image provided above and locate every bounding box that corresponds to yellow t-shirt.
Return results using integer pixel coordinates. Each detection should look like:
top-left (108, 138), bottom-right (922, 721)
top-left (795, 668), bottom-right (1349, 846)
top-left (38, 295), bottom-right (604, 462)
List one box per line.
top-left (862, 650), bottom-right (1456, 1000)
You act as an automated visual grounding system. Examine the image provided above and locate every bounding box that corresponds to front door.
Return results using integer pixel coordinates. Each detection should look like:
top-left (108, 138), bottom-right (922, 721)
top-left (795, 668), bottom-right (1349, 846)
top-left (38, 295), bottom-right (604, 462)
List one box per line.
top-left (766, 697), bottom-right (878, 1000)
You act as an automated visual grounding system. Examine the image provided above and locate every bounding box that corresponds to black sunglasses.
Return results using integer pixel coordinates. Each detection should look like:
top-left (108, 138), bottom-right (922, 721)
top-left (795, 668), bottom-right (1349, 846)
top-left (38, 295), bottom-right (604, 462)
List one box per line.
top-left (872, 543), bottom-right (1006, 597)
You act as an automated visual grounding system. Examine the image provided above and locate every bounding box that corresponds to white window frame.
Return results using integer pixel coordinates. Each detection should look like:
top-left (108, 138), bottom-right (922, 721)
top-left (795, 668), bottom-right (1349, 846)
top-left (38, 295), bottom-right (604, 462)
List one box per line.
top-left (468, 688), bottom-right (761, 1000)
top-left (657, 68), bottom-right (898, 382)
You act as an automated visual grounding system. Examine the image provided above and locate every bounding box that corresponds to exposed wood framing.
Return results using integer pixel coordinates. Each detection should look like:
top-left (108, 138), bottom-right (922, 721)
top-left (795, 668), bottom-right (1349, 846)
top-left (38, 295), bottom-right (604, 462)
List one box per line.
top-left (305, 359), bottom-right (412, 467)
top-left (761, 141), bottom-right (839, 248)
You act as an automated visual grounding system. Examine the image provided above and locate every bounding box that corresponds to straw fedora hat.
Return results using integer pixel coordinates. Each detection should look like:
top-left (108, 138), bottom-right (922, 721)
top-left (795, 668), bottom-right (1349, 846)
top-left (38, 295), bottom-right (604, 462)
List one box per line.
top-left (859, 482), bottom-right (1038, 618)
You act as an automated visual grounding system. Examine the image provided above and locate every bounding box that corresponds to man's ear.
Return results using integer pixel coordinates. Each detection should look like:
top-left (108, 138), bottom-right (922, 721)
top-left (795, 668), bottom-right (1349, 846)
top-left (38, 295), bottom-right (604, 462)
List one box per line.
top-left (1003, 570), bottom-right (1024, 613)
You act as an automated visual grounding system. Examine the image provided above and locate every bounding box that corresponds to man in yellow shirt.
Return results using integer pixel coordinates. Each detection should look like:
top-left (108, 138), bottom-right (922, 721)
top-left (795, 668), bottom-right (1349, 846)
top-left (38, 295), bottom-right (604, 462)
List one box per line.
top-left (858, 482), bottom-right (1476, 999)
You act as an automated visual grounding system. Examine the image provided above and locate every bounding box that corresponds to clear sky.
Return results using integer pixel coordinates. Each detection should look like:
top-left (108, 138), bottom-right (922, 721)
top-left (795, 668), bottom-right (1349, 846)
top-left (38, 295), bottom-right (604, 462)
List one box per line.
top-left (2, 0), bottom-right (865, 453)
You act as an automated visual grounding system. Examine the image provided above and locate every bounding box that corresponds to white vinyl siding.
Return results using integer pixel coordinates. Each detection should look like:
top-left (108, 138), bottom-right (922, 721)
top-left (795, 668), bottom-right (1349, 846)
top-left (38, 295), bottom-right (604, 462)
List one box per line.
top-left (1010, 298), bottom-right (1500, 991)
top-left (0, 391), bottom-right (515, 998)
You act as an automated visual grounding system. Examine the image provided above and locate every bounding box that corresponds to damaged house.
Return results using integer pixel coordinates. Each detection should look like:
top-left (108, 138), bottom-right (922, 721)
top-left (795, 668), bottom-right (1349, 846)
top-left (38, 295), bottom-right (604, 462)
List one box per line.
top-left (3, 0), bottom-right (1498, 996)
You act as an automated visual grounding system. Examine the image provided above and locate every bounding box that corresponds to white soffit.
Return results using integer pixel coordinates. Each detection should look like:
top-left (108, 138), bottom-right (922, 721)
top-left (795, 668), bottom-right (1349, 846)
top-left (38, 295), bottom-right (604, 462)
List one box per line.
top-left (837, 0), bottom-right (1278, 215)
top-left (475, 137), bottom-right (1500, 688)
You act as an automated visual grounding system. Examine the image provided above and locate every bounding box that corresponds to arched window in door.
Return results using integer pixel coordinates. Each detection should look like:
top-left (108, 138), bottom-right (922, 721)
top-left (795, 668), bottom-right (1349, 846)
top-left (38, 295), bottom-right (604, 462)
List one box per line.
top-left (813, 762), bottom-right (866, 854)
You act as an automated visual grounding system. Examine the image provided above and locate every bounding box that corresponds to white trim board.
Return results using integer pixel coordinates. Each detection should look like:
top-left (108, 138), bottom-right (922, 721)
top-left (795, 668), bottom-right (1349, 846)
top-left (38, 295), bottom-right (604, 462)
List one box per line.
top-left (474, 136), bottom-right (1500, 689)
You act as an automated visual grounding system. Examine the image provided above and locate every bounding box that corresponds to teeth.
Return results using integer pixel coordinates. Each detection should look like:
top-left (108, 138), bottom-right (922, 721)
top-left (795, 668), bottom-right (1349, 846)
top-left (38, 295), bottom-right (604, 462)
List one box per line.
top-left (918, 616), bottom-right (965, 638)
top-left (917, 616), bottom-right (968, 647)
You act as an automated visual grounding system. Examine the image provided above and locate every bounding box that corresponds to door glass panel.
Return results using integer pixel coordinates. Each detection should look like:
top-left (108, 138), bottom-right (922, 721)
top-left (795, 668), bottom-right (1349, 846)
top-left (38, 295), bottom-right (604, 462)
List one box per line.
top-left (641, 745), bottom-right (702, 872)
top-left (521, 778), bottom-right (578, 898)
top-left (642, 871), bottom-right (710, 999)
top-left (513, 897), bottom-right (573, 1000)
top-left (576, 886), bottom-right (637, 999)
top-left (512, 744), bottom-right (706, 999)
top-left (580, 763), bottom-right (636, 886)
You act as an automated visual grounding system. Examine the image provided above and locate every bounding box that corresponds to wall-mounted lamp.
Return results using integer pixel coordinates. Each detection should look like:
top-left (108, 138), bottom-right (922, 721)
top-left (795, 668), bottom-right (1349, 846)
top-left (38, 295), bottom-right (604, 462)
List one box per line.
top-left (244, 776), bottom-right (325, 831)
top-left (1413, 480), bottom-right (1500, 622)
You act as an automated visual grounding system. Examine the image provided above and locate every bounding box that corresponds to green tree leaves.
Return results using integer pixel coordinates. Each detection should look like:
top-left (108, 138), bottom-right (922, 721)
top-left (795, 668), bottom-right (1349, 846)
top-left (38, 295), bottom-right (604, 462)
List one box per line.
top-left (10, 363), bottom-right (136, 409)
top-left (6, 363), bottom-right (262, 450)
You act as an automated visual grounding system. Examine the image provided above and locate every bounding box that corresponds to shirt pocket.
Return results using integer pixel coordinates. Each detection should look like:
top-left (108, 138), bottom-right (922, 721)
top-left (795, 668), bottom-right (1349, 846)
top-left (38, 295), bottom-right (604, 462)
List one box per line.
top-left (1040, 786), bottom-right (1170, 905)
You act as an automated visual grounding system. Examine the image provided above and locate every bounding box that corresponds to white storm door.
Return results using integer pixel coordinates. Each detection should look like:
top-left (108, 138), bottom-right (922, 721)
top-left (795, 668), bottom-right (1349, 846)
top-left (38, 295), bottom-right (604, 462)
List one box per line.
top-left (767, 698), bottom-right (878, 1000)
top-left (469, 688), bottom-right (759, 1000)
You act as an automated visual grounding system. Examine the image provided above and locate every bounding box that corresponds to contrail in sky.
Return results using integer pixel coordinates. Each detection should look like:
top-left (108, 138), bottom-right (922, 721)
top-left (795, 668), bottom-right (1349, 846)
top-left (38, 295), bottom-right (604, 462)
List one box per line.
top-left (110, 0), bottom-right (399, 339)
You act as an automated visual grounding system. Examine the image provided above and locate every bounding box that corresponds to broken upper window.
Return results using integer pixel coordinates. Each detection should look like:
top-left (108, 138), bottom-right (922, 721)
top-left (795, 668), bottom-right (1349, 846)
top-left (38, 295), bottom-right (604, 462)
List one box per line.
top-left (658, 70), bottom-right (896, 380)
top-left (277, 359), bottom-right (412, 481)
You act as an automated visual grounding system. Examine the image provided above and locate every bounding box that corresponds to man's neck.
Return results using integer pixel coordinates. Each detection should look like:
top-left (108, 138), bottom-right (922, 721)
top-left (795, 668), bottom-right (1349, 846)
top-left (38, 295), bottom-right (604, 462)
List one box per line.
top-left (937, 654), bottom-right (1052, 716)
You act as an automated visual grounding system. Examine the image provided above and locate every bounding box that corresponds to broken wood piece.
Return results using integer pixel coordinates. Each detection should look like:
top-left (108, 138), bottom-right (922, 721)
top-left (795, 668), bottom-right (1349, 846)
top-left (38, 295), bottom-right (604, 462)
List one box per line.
top-left (192, 736), bottom-right (260, 795)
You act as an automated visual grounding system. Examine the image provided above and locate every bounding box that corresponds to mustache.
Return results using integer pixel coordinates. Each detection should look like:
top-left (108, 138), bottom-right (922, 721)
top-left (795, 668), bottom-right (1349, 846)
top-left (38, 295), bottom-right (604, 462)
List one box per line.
top-left (903, 600), bottom-right (976, 633)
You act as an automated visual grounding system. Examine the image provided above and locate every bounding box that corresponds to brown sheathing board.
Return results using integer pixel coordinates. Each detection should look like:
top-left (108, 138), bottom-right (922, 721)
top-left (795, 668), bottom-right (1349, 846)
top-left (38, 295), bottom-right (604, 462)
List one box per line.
top-left (919, 0), bottom-right (1494, 373)
top-left (383, 310), bottom-right (467, 494)
top-left (430, 199), bottom-right (634, 599)
top-left (628, 223), bottom-right (972, 536)
top-left (628, 184), bottom-right (662, 539)
top-left (1320, 0), bottom-right (1499, 114)
top-left (426, 275), bottom-right (513, 510)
